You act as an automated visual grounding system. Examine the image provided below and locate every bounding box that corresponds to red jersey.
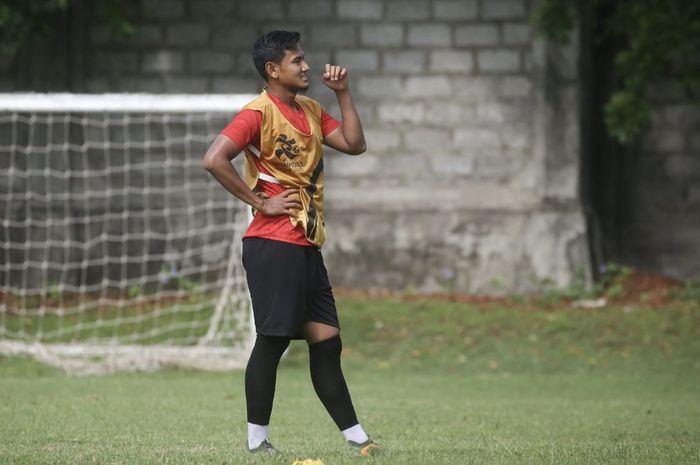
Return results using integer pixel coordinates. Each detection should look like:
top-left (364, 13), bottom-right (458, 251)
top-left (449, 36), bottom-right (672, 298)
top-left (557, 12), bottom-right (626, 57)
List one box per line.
top-left (221, 92), bottom-right (341, 246)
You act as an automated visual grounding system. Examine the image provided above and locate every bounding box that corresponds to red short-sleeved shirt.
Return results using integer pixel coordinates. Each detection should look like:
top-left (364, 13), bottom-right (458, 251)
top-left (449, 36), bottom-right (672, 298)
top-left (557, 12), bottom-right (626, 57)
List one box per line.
top-left (220, 92), bottom-right (341, 246)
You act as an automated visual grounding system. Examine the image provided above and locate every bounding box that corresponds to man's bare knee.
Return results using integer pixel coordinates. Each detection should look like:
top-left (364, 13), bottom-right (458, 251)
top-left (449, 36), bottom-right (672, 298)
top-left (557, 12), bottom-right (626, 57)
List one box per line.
top-left (303, 321), bottom-right (339, 345)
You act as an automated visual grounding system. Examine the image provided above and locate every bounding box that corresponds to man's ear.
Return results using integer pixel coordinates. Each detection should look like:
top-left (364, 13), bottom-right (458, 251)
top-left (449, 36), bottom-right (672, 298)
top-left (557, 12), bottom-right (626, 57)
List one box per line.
top-left (265, 62), bottom-right (278, 80)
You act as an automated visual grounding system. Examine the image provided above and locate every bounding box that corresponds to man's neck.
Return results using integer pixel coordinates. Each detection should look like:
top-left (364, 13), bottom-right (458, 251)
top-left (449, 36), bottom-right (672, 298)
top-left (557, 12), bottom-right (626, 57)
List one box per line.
top-left (265, 84), bottom-right (297, 107)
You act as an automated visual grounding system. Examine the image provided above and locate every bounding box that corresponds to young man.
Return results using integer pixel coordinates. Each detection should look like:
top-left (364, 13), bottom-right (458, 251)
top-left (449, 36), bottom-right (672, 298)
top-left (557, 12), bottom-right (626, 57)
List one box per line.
top-left (202, 31), bottom-right (380, 457)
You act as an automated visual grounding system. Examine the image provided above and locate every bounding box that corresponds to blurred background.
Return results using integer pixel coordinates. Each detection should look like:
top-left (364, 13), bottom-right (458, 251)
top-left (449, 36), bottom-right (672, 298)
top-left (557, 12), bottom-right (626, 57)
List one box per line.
top-left (1, 0), bottom-right (699, 294)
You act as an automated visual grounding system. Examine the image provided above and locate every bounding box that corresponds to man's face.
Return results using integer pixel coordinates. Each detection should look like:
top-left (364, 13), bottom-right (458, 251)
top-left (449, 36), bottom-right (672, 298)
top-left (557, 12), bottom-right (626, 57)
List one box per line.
top-left (270, 47), bottom-right (310, 91)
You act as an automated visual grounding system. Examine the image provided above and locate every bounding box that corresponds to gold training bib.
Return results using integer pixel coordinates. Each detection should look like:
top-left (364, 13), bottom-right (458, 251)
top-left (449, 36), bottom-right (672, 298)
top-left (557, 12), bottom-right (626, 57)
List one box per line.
top-left (242, 91), bottom-right (326, 247)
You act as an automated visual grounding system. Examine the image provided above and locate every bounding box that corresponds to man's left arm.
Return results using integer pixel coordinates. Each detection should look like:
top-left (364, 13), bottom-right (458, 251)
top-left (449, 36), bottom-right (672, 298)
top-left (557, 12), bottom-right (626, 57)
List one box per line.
top-left (322, 64), bottom-right (367, 155)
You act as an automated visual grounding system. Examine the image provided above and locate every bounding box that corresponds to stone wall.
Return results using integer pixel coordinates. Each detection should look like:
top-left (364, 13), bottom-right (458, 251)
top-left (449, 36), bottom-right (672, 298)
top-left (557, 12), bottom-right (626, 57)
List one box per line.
top-left (0, 0), bottom-right (592, 293)
top-left (619, 84), bottom-right (700, 281)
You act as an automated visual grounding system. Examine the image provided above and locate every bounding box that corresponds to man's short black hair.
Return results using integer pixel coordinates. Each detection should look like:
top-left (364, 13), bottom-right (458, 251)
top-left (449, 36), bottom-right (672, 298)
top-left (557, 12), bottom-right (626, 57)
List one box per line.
top-left (252, 31), bottom-right (301, 81)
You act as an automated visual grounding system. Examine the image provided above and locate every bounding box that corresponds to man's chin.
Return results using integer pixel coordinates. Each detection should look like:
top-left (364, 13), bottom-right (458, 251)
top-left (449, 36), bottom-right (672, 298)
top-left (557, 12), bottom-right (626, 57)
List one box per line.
top-left (293, 81), bottom-right (310, 93)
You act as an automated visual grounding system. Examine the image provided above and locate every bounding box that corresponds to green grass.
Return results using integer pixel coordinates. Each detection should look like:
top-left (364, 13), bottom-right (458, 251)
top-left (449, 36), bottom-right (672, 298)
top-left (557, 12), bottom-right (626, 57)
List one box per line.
top-left (1, 298), bottom-right (699, 464)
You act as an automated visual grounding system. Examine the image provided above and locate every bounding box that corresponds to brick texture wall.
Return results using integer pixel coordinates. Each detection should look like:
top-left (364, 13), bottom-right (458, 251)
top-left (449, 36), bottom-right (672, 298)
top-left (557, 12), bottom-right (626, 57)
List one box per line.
top-left (619, 84), bottom-right (700, 281)
top-left (1, 0), bottom-right (597, 293)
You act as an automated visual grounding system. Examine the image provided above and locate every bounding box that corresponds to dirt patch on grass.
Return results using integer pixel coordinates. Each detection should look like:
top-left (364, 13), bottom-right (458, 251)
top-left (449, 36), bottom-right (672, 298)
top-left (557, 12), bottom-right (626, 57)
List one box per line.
top-left (611, 269), bottom-right (683, 307)
top-left (335, 268), bottom-right (694, 309)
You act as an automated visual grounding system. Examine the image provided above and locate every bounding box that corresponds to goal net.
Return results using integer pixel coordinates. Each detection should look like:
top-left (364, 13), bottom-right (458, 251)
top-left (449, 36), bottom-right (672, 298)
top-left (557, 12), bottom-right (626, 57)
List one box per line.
top-left (0, 93), bottom-right (258, 375)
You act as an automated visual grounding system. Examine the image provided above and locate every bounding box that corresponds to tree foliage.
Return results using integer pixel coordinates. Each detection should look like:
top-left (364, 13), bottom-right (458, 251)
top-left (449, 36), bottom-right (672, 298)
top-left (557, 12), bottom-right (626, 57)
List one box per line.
top-left (0, 0), bottom-right (133, 57)
top-left (532, 0), bottom-right (700, 144)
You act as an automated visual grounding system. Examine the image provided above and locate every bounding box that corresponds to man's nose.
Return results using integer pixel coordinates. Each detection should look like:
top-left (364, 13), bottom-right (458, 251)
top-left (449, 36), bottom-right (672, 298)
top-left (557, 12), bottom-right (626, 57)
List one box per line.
top-left (302, 61), bottom-right (310, 72)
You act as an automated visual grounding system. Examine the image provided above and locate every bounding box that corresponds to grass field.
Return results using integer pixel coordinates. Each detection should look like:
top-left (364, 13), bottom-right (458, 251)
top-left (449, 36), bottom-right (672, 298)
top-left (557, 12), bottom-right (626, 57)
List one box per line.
top-left (1, 297), bottom-right (699, 464)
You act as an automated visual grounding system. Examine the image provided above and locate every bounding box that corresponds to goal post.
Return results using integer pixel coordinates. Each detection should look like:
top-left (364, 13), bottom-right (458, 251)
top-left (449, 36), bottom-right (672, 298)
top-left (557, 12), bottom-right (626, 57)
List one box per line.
top-left (0, 93), bottom-right (258, 375)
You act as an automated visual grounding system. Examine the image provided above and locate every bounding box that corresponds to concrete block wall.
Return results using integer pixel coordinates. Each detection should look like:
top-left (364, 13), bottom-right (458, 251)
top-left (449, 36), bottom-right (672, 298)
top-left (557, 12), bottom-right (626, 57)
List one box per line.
top-left (0, 0), bottom-right (593, 293)
top-left (621, 83), bottom-right (700, 280)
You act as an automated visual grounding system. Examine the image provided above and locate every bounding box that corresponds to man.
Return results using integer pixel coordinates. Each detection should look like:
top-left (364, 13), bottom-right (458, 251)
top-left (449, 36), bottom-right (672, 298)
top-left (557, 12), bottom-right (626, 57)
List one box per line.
top-left (202, 31), bottom-right (380, 457)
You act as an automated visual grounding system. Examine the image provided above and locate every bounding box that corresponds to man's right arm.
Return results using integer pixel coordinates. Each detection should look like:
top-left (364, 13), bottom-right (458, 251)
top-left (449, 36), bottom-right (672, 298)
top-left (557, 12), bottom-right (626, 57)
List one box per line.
top-left (202, 135), bottom-right (300, 216)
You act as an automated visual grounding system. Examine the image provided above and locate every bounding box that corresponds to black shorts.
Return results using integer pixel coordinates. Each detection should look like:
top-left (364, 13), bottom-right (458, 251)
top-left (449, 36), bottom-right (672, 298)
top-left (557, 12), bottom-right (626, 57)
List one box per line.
top-left (242, 237), bottom-right (339, 339)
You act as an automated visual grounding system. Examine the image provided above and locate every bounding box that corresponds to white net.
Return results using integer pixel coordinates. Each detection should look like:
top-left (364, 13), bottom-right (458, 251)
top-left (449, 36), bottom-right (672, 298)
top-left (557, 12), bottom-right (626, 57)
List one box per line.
top-left (0, 93), bottom-right (258, 375)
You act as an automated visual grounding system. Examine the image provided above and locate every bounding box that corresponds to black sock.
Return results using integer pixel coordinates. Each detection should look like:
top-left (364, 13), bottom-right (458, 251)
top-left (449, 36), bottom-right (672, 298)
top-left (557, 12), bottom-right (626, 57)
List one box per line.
top-left (308, 335), bottom-right (359, 431)
top-left (245, 335), bottom-right (290, 425)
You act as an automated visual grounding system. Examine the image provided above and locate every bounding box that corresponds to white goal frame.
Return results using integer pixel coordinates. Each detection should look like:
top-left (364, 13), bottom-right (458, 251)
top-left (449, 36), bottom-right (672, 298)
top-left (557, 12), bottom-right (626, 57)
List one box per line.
top-left (0, 93), bottom-right (258, 375)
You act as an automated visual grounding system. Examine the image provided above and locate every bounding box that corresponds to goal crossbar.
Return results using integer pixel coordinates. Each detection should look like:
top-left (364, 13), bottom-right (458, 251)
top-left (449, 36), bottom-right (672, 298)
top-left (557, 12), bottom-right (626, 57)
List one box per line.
top-left (0, 93), bottom-right (259, 113)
